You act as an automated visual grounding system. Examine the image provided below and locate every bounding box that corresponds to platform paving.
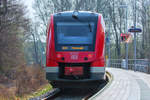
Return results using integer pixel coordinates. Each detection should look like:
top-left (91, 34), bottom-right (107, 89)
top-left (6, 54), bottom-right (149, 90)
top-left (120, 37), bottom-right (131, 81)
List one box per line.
top-left (90, 68), bottom-right (150, 100)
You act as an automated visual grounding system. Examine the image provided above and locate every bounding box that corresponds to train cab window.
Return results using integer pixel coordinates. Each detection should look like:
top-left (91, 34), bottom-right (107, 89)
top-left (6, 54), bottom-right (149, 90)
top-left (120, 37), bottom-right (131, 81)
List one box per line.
top-left (55, 22), bottom-right (96, 51)
top-left (57, 22), bottom-right (94, 45)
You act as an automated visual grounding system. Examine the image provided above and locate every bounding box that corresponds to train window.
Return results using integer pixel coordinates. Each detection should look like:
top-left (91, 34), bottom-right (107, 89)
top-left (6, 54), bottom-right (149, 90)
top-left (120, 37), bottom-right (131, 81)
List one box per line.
top-left (56, 22), bottom-right (95, 45)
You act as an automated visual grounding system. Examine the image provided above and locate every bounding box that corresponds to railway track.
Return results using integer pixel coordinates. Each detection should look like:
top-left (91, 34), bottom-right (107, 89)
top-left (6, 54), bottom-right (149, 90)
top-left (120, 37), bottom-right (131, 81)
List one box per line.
top-left (47, 88), bottom-right (95, 100)
top-left (44, 71), bottom-right (112, 100)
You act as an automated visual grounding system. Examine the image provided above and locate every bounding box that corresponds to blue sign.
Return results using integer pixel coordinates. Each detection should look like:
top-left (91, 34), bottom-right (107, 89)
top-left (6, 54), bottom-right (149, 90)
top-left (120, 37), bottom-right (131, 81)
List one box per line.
top-left (128, 28), bottom-right (142, 33)
top-left (106, 37), bottom-right (110, 45)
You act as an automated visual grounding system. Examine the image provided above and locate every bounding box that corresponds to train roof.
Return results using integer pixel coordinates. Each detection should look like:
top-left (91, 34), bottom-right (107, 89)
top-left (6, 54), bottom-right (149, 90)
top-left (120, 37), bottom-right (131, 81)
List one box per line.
top-left (52, 11), bottom-right (105, 32)
top-left (53, 11), bottom-right (100, 17)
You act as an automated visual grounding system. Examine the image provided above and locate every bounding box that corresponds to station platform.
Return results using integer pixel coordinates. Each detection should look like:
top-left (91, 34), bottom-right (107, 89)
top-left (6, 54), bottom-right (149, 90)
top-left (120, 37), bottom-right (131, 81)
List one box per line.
top-left (90, 68), bottom-right (150, 100)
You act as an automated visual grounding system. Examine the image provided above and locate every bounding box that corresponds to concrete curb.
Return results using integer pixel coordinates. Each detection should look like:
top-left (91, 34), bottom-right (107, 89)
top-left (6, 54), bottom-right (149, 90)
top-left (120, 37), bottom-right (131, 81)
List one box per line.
top-left (29, 88), bottom-right (60, 100)
top-left (88, 71), bottom-right (113, 100)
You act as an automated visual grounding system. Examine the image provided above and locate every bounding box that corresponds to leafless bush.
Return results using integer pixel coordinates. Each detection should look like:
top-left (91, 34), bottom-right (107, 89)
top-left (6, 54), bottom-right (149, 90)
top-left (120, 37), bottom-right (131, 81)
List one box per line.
top-left (0, 84), bottom-right (16, 100)
top-left (0, 0), bottom-right (48, 99)
top-left (0, 65), bottom-right (48, 99)
top-left (15, 65), bottom-right (47, 96)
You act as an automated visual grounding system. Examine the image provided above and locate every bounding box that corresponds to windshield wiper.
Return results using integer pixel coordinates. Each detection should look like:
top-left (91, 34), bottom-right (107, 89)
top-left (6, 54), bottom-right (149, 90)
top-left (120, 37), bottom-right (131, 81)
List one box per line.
top-left (88, 23), bottom-right (92, 32)
top-left (72, 11), bottom-right (92, 32)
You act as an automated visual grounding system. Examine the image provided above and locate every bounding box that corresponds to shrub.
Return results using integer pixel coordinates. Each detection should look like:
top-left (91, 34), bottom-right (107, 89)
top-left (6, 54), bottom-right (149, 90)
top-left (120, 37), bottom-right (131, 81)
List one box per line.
top-left (0, 84), bottom-right (16, 100)
top-left (15, 65), bottom-right (47, 96)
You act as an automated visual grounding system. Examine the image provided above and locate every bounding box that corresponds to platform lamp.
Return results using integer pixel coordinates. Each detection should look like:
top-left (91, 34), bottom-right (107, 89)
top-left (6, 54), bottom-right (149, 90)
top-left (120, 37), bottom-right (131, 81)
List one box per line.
top-left (115, 4), bottom-right (128, 69)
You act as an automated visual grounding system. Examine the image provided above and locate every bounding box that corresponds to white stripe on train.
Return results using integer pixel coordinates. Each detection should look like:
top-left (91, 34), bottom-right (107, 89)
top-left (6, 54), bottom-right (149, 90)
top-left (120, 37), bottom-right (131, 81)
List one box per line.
top-left (45, 67), bottom-right (105, 73)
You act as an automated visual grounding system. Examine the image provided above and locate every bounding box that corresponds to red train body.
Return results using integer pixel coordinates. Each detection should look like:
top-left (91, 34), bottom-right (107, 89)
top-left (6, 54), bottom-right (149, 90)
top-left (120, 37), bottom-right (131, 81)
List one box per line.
top-left (45, 11), bottom-right (105, 88)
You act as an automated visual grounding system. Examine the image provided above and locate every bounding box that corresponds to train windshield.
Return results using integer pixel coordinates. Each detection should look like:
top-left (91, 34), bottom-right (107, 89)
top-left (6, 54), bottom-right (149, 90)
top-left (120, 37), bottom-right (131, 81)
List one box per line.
top-left (56, 22), bottom-right (94, 45)
top-left (55, 22), bottom-right (96, 51)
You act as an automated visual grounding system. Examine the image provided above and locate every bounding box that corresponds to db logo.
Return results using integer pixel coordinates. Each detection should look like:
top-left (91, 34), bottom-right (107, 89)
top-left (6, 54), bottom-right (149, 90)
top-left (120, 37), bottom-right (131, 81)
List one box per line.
top-left (71, 55), bottom-right (78, 60)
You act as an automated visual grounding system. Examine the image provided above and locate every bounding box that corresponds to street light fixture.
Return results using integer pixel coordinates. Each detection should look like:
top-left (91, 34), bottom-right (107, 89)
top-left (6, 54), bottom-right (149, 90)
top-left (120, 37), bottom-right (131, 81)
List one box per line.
top-left (105, 4), bottom-right (128, 68)
top-left (115, 4), bottom-right (128, 69)
top-left (133, 0), bottom-right (137, 71)
top-left (104, 17), bottom-right (111, 67)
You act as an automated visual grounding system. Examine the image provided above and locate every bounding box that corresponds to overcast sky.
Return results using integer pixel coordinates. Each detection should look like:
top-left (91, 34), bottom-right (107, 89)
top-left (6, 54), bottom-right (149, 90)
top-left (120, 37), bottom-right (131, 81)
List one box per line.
top-left (21, 0), bottom-right (34, 18)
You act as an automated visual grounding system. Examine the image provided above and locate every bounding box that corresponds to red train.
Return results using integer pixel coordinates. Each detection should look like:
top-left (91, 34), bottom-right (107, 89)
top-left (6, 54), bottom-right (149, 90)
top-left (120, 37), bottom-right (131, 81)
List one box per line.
top-left (45, 11), bottom-right (105, 88)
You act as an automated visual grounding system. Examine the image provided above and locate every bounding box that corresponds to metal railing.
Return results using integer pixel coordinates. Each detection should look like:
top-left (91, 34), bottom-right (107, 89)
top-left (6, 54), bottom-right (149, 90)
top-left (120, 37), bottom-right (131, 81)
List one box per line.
top-left (107, 59), bottom-right (150, 74)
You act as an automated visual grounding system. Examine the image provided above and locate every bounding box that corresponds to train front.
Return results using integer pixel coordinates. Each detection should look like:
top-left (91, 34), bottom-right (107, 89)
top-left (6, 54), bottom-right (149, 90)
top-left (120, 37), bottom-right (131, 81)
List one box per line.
top-left (46, 11), bottom-right (105, 88)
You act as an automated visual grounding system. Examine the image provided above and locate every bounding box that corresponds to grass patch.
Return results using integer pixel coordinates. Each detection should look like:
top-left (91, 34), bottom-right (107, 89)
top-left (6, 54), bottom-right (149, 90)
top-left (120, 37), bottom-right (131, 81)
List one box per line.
top-left (16, 84), bottom-right (53, 100)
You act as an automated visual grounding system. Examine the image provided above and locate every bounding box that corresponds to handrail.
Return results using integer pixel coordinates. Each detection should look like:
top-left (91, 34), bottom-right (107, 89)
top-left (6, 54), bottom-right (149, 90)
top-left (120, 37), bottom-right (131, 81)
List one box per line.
top-left (108, 59), bottom-right (150, 74)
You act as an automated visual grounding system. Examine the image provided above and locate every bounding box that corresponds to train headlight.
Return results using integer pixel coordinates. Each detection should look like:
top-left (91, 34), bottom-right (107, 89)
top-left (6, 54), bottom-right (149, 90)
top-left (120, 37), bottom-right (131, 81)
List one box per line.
top-left (88, 54), bottom-right (93, 58)
top-left (57, 54), bottom-right (62, 58)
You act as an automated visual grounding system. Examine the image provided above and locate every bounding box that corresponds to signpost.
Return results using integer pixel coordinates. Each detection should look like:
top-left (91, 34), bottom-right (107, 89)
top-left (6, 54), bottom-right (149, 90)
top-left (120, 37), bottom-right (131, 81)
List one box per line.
top-left (128, 28), bottom-right (142, 33)
top-left (128, 27), bottom-right (142, 71)
top-left (120, 33), bottom-right (132, 70)
top-left (120, 33), bottom-right (132, 43)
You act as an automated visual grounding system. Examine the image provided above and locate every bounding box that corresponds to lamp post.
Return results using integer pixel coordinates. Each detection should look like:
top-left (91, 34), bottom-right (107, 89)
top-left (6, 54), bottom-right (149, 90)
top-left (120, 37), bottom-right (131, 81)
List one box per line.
top-left (104, 18), bottom-right (111, 67)
top-left (115, 5), bottom-right (128, 69)
top-left (105, 4), bottom-right (128, 67)
top-left (134, 0), bottom-right (137, 71)
top-left (125, 6), bottom-right (128, 70)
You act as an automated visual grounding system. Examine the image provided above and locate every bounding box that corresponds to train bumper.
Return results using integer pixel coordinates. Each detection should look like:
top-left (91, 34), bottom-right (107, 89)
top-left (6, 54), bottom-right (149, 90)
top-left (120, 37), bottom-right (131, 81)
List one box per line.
top-left (46, 72), bottom-right (105, 88)
top-left (45, 67), bottom-right (105, 88)
top-left (45, 67), bottom-right (105, 81)
top-left (46, 72), bottom-right (105, 81)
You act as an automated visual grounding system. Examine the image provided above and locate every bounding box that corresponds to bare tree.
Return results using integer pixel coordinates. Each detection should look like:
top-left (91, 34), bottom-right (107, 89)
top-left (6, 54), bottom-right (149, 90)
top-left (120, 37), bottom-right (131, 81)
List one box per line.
top-left (0, 0), bottom-right (30, 72)
top-left (32, 0), bottom-right (150, 60)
